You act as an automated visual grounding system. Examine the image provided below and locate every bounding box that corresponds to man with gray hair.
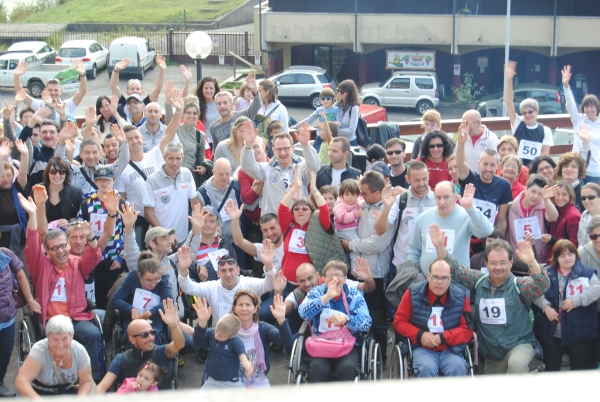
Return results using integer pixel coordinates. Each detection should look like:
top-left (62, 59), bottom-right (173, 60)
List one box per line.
top-left (209, 73), bottom-right (261, 149)
top-left (459, 109), bottom-right (498, 173)
top-left (143, 141), bottom-right (200, 242)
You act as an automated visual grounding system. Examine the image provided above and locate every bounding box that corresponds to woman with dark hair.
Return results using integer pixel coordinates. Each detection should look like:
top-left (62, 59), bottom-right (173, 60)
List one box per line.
top-left (256, 79), bottom-right (289, 134)
top-left (534, 239), bottom-right (600, 371)
top-left (578, 183), bottom-right (600, 246)
top-left (543, 180), bottom-right (581, 264)
top-left (0, 140), bottom-right (29, 252)
top-left (335, 79), bottom-right (361, 146)
top-left (555, 152), bottom-right (586, 212)
top-left (40, 157), bottom-right (84, 228)
top-left (96, 95), bottom-right (117, 139)
top-left (194, 76), bottom-right (221, 146)
top-left (418, 130), bottom-right (454, 190)
top-left (529, 155), bottom-right (556, 187)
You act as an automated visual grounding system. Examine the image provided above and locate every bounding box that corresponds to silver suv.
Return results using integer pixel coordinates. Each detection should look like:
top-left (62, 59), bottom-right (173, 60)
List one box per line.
top-left (359, 71), bottom-right (439, 114)
top-left (268, 66), bottom-right (337, 109)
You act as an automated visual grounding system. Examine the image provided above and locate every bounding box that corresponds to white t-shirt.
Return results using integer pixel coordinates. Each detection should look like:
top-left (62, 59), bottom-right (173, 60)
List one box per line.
top-left (253, 242), bottom-right (284, 271)
top-left (284, 280), bottom-right (360, 310)
top-left (511, 116), bottom-right (553, 145)
top-left (331, 167), bottom-right (347, 189)
top-left (31, 98), bottom-right (77, 123)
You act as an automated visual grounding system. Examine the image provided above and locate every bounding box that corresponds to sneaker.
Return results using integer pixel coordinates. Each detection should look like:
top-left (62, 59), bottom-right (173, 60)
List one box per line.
top-left (386, 331), bottom-right (393, 345)
top-left (0, 384), bottom-right (16, 397)
top-left (561, 353), bottom-right (570, 366)
top-left (178, 357), bottom-right (185, 367)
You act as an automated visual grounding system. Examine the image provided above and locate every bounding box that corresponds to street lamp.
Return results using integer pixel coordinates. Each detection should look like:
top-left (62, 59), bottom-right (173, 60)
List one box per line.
top-left (185, 31), bottom-right (213, 83)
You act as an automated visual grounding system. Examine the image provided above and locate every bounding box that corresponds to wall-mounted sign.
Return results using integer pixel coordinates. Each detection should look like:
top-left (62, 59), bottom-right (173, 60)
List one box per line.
top-left (386, 50), bottom-right (436, 70)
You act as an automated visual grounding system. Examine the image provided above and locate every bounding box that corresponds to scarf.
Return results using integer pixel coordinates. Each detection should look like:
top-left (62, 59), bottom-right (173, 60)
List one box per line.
top-left (237, 322), bottom-right (266, 374)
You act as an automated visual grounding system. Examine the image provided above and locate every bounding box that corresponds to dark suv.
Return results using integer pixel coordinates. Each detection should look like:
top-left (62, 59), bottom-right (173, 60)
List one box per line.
top-left (477, 83), bottom-right (564, 117)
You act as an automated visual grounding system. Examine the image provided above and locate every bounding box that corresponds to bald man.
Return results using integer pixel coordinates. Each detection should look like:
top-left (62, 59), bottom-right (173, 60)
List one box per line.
top-left (97, 299), bottom-right (184, 392)
top-left (138, 102), bottom-right (168, 153)
top-left (460, 110), bottom-right (498, 173)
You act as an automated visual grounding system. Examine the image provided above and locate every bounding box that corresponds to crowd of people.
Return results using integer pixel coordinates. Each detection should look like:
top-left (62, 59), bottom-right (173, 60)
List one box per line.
top-left (0, 56), bottom-right (599, 396)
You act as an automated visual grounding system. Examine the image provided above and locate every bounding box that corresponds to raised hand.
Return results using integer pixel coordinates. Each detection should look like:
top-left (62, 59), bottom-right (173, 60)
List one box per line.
top-left (309, 171), bottom-right (317, 193)
top-left (14, 62), bottom-right (27, 77)
top-left (31, 185), bottom-right (48, 205)
top-left (156, 54), bottom-right (166, 71)
top-left (158, 298), bottom-right (180, 328)
top-left (239, 120), bottom-right (256, 146)
top-left (17, 194), bottom-right (37, 214)
top-left (325, 277), bottom-right (342, 300)
top-left (542, 185), bottom-right (560, 200)
top-left (110, 123), bottom-right (126, 144)
top-left (109, 94), bottom-right (120, 118)
top-left (40, 90), bottom-right (52, 106)
top-left (428, 224), bottom-right (446, 251)
top-left (289, 166), bottom-right (302, 195)
top-left (163, 79), bottom-right (173, 102)
top-left (58, 122), bottom-right (77, 143)
top-left (115, 58), bottom-right (130, 72)
top-left (14, 140), bottom-right (28, 157)
top-left (0, 142), bottom-right (10, 160)
top-left (14, 90), bottom-right (27, 106)
top-left (2, 101), bottom-right (14, 119)
top-left (272, 270), bottom-right (287, 295)
top-left (170, 88), bottom-right (183, 111)
top-left (505, 61), bottom-right (517, 81)
top-left (53, 99), bottom-right (67, 121)
top-left (245, 73), bottom-right (257, 92)
top-left (576, 124), bottom-right (591, 145)
top-left (232, 88), bottom-right (240, 98)
top-left (79, 221), bottom-right (95, 239)
top-left (457, 122), bottom-right (470, 143)
top-left (224, 199), bottom-right (243, 220)
top-left (515, 239), bottom-right (535, 265)
top-left (352, 257), bottom-right (372, 281)
top-left (381, 184), bottom-right (395, 209)
top-left (30, 107), bottom-right (52, 126)
top-left (73, 59), bottom-right (86, 77)
top-left (177, 245), bottom-right (194, 275)
top-left (561, 65), bottom-right (571, 88)
top-left (85, 105), bottom-right (100, 126)
top-left (269, 293), bottom-right (286, 323)
top-left (459, 183), bottom-right (475, 210)
top-left (104, 189), bottom-right (120, 215)
top-left (257, 239), bottom-right (275, 267)
top-left (117, 202), bottom-right (139, 228)
top-left (296, 121), bottom-right (311, 146)
top-left (192, 298), bottom-right (212, 326)
top-left (179, 65), bottom-right (192, 81)
top-left (188, 203), bottom-right (206, 231)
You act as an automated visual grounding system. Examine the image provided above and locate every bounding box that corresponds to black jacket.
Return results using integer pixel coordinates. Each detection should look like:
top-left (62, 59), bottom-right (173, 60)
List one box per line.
top-left (316, 162), bottom-right (361, 190)
top-left (44, 184), bottom-right (84, 222)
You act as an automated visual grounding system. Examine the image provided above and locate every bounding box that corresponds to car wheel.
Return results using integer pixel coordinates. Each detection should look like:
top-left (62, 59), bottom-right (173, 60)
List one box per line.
top-left (139, 67), bottom-right (144, 80)
top-left (88, 64), bottom-right (97, 80)
top-left (416, 100), bottom-right (433, 115)
top-left (28, 81), bottom-right (44, 98)
top-left (310, 94), bottom-right (321, 109)
top-left (363, 97), bottom-right (380, 106)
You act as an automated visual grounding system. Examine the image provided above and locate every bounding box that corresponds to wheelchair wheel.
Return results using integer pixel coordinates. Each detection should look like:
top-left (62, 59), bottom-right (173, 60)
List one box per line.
top-left (287, 338), bottom-right (299, 385)
top-left (17, 315), bottom-right (37, 367)
top-left (367, 340), bottom-right (382, 381)
top-left (389, 345), bottom-right (404, 381)
top-left (465, 345), bottom-right (475, 377)
top-left (294, 337), bottom-right (307, 386)
top-left (171, 357), bottom-right (179, 389)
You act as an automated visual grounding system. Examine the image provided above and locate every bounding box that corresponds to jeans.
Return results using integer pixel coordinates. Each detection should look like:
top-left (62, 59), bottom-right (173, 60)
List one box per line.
top-left (0, 320), bottom-right (15, 383)
top-left (313, 136), bottom-right (324, 152)
top-left (587, 312), bottom-right (600, 369)
top-left (349, 139), bottom-right (358, 146)
top-left (364, 278), bottom-right (387, 362)
top-left (412, 347), bottom-right (467, 377)
top-left (72, 319), bottom-right (102, 382)
top-left (584, 175), bottom-right (600, 185)
top-left (542, 337), bottom-right (592, 371)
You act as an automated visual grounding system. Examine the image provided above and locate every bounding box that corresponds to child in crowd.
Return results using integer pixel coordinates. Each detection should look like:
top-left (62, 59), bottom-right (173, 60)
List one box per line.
top-left (411, 109), bottom-right (442, 160)
top-left (116, 361), bottom-right (164, 393)
top-left (295, 88), bottom-right (340, 152)
top-left (333, 179), bottom-right (363, 270)
top-left (195, 313), bottom-right (254, 390)
top-left (266, 120), bottom-right (283, 158)
top-left (234, 82), bottom-right (253, 111)
top-left (366, 144), bottom-right (386, 171)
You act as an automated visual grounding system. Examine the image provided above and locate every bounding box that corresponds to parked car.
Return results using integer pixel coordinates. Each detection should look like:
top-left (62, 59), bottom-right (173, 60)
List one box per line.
top-left (0, 53), bottom-right (79, 97)
top-left (359, 71), bottom-right (440, 115)
top-left (268, 65), bottom-right (337, 109)
top-left (477, 83), bottom-right (564, 117)
top-left (107, 37), bottom-right (156, 80)
top-left (6, 41), bottom-right (56, 64)
top-left (55, 40), bottom-right (108, 79)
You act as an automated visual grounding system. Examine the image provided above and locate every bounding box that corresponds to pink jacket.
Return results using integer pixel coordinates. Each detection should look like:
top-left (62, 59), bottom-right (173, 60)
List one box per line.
top-left (506, 192), bottom-right (547, 264)
top-left (24, 228), bottom-right (102, 326)
top-left (116, 378), bottom-right (159, 393)
top-left (333, 197), bottom-right (361, 230)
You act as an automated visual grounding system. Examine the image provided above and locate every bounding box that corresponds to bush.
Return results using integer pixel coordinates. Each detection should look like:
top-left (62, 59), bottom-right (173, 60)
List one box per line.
top-left (0, 3), bottom-right (8, 22)
top-left (9, 0), bottom-right (62, 21)
top-left (451, 73), bottom-right (484, 105)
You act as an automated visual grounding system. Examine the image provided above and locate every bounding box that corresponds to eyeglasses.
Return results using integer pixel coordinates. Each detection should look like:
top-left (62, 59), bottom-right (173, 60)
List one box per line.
top-left (503, 164), bottom-right (519, 170)
top-left (386, 150), bottom-right (404, 155)
top-left (293, 207), bottom-right (310, 212)
top-left (49, 169), bottom-right (66, 176)
top-left (273, 147), bottom-right (291, 153)
top-left (590, 234), bottom-right (600, 240)
top-left (325, 273), bottom-right (345, 279)
top-left (142, 278), bottom-right (161, 286)
top-left (217, 258), bottom-right (236, 267)
top-left (320, 96), bottom-right (333, 101)
top-left (429, 275), bottom-right (451, 283)
top-left (521, 110), bottom-right (536, 116)
top-left (48, 243), bottom-right (68, 252)
top-left (337, 89), bottom-right (346, 95)
top-left (359, 190), bottom-right (368, 196)
top-left (487, 261), bottom-right (511, 268)
top-left (132, 329), bottom-right (157, 339)
top-left (428, 143), bottom-right (444, 149)
top-left (582, 195), bottom-right (597, 201)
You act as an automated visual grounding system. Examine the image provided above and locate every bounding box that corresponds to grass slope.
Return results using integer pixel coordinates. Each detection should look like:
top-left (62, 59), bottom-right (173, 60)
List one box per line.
top-left (17, 0), bottom-right (246, 23)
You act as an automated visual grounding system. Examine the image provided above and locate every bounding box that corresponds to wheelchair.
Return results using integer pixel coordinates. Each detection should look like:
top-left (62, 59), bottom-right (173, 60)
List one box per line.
top-left (389, 333), bottom-right (478, 380)
top-left (287, 321), bottom-right (382, 385)
top-left (16, 310), bottom-right (107, 377)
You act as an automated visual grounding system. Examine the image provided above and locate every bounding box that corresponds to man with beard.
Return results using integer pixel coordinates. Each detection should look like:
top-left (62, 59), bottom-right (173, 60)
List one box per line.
top-left (385, 138), bottom-right (409, 190)
top-left (315, 137), bottom-right (360, 190)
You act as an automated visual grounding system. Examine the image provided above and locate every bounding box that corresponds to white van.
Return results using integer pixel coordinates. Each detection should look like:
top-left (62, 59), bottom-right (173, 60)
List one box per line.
top-left (107, 37), bottom-right (156, 80)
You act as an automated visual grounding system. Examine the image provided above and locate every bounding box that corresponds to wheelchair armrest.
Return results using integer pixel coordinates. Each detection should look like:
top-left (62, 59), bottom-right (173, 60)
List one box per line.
top-left (298, 320), bottom-right (310, 336)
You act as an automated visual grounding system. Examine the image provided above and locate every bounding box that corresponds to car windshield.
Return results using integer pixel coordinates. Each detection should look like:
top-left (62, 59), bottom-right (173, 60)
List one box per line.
top-left (59, 48), bottom-right (86, 58)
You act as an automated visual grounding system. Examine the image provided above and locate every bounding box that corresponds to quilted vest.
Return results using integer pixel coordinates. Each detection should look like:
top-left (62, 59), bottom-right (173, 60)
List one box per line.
top-left (305, 210), bottom-right (347, 274)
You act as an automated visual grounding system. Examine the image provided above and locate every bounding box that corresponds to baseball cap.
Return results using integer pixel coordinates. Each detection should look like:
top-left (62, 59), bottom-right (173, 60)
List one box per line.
top-left (94, 165), bottom-right (114, 180)
top-left (126, 94), bottom-right (144, 104)
top-left (145, 227), bottom-right (176, 246)
top-left (65, 113), bottom-right (76, 123)
top-left (370, 161), bottom-right (391, 177)
top-left (202, 205), bottom-right (220, 220)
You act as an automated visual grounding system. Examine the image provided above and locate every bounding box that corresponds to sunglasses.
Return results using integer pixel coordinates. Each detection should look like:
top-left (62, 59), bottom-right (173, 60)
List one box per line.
top-left (590, 234), bottom-right (600, 240)
top-left (386, 150), bottom-right (404, 155)
top-left (217, 258), bottom-right (236, 267)
top-left (49, 169), bottom-right (66, 176)
top-left (428, 143), bottom-right (444, 149)
top-left (582, 195), bottom-right (598, 201)
top-left (337, 89), bottom-right (346, 95)
top-left (293, 207), bottom-right (311, 212)
top-left (521, 110), bottom-right (536, 116)
top-left (320, 96), bottom-right (333, 101)
top-left (132, 329), bottom-right (157, 339)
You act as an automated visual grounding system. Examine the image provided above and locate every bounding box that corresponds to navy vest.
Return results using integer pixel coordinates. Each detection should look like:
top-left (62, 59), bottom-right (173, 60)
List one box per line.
top-left (514, 122), bottom-right (546, 166)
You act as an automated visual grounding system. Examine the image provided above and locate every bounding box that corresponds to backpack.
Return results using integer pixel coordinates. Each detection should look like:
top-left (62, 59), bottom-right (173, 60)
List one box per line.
top-left (254, 104), bottom-right (280, 140)
top-left (349, 106), bottom-right (371, 147)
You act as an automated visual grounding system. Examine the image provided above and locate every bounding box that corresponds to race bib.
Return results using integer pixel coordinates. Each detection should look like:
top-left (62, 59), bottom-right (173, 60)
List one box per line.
top-left (565, 277), bottom-right (590, 299)
top-left (90, 213), bottom-right (109, 237)
top-left (318, 308), bottom-right (345, 333)
top-left (479, 298), bottom-right (507, 325)
top-left (50, 278), bottom-right (67, 302)
top-left (481, 267), bottom-right (489, 274)
top-left (288, 229), bottom-right (307, 254)
top-left (517, 139), bottom-right (542, 159)
top-left (473, 198), bottom-right (497, 224)
top-left (514, 217), bottom-right (542, 241)
top-left (132, 288), bottom-right (161, 312)
top-left (402, 207), bottom-right (420, 237)
top-left (427, 306), bottom-right (444, 333)
top-left (426, 229), bottom-right (455, 254)
top-left (208, 249), bottom-right (229, 271)
top-left (282, 172), bottom-right (290, 191)
top-left (85, 283), bottom-right (95, 302)
top-left (219, 200), bottom-right (234, 222)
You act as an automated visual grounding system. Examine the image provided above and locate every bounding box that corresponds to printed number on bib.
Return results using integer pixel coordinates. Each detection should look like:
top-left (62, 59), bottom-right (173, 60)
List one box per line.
top-left (50, 278), bottom-right (67, 302)
top-left (85, 283), bottom-right (95, 303)
top-left (566, 277), bottom-right (590, 299)
top-left (289, 229), bottom-right (307, 254)
top-left (479, 298), bottom-right (507, 325)
top-left (517, 139), bottom-right (542, 159)
top-left (132, 288), bottom-right (161, 312)
top-left (426, 229), bottom-right (455, 254)
top-left (427, 306), bottom-right (444, 333)
top-left (514, 217), bottom-right (541, 241)
top-left (90, 213), bottom-right (109, 237)
top-left (319, 308), bottom-right (345, 333)
top-left (473, 198), bottom-right (497, 224)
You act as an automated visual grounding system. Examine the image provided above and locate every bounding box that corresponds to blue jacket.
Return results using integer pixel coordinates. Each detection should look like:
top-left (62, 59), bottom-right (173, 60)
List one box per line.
top-left (409, 280), bottom-right (469, 354)
top-left (298, 284), bottom-right (371, 344)
top-left (534, 261), bottom-right (598, 347)
top-left (111, 269), bottom-right (172, 320)
top-left (11, 185), bottom-right (28, 230)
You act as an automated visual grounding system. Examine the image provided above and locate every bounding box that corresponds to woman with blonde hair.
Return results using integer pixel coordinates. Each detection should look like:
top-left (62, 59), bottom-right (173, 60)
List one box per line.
top-left (214, 116), bottom-right (249, 171)
top-left (411, 109), bottom-right (442, 160)
top-left (496, 135), bottom-right (529, 185)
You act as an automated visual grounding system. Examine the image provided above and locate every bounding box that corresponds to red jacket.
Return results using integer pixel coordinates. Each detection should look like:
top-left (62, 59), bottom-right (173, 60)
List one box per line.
top-left (24, 228), bottom-right (102, 326)
top-left (546, 203), bottom-right (581, 264)
top-left (394, 286), bottom-right (473, 352)
top-left (238, 168), bottom-right (262, 223)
